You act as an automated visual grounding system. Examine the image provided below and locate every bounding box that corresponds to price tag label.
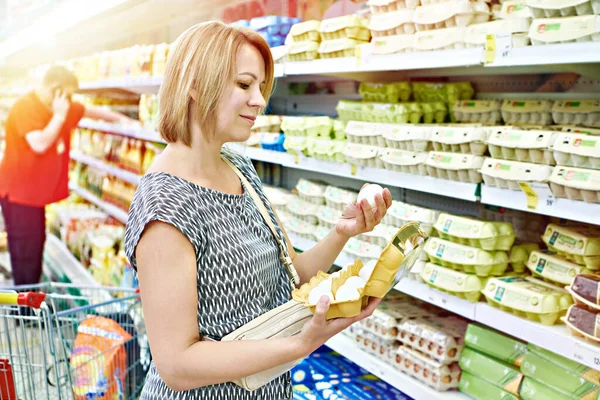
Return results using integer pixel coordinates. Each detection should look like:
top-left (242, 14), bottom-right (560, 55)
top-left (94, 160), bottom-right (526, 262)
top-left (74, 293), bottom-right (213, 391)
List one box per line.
top-left (518, 182), bottom-right (556, 210)
top-left (294, 153), bottom-right (300, 164)
top-left (351, 164), bottom-right (358, 176)
top-left (355, 43), bottom-right (372, 69)
top-left (573, 341), bottom-right (600, 369)
top-left (485, 33), bottom-right (512, 65)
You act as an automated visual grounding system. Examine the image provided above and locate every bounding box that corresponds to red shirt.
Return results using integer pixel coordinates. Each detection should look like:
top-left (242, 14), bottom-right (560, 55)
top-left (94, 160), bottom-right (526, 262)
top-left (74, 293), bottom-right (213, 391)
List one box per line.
top-left (0, 91), bottom-right (85, 207)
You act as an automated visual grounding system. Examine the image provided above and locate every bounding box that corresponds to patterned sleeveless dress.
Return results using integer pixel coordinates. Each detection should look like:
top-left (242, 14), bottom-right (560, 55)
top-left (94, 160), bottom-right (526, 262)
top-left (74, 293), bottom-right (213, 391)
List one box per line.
top-left (124, 148), bottom-right (293, 399)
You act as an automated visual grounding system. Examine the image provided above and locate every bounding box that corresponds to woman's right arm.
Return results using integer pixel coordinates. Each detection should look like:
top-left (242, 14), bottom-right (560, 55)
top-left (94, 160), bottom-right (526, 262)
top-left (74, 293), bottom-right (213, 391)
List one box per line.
top-left (136, 220), bottom-right (380, 392)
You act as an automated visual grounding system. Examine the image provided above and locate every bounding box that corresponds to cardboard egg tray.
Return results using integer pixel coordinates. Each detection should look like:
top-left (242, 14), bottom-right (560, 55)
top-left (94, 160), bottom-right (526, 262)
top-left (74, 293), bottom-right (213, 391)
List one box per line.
top-left (527, 250), bottom-right (590, 286)
top-left (453, 100), bottom-right (502, 124)
top-left (380, 148), bottom-right (429, 176)
top-left (304, 116), bottom-right (334, 138)
top-left (526, 0), bottom-right (600, 18)
top-left (549, 165), bottom-right (600, 204)
top-left (307, 139), bottom-right (345, 163)
top-left (561, 125), bottom-right (600, 136)
top-left (418, 102), bottom-right (448, 124)
top-left (384, 202), bottom-right (439, 237)
top-left (287, 41), bottom-right (320, 62)
top-left (425, 152), bottom-right (485, 183)
top-left (464, 18), bottom-right (532, 48)
top-left (343, 238), bottom-right (383, 264)
top-left (414, 0), bottom-right (490, 31)
top-left (553, 132), bottom-right (600, 169)
top-left (285, 196), bottom-right (320, 225)
top-left (420, 262), bottom-right (487, 302)
top-left (361, 302), bottom-right (431, 340)
top-left (486, 127), bottom-right (557, 165)
top-left (542, 224), bottom-right (600, 268)
top-left (382, 125), bottom-right (433, 151)
top-left (263, 186), bottom-right (293, 212)
top-left (289, 20), bottom-right (321, 42)
top-left (369, 10), bottom-right (416, 38)
top-left (482, 276), bottom-right (573, 325)
top-left (480, 158), bottom-right (554, 191)
top-left (316, 205), bottom-right (341, 230)
top-left (413, 27), bottom-right (468, 51)
top-left (552, 100), bottom-right (600, 127)
top-left (285, 217), bottom-right (317, 241)
top-left (425, 238), bottom-right (510, 276)
top-left (251, 115), bottom-right (282, 133)
top-left (478, 206), bottom-right (545, 241)
top-left (500, 100), bottom-right (554, 126)
top-left (318, 38), bottom-right (368, 59)
top-left (345, 121), bottom-right (387, 147)
top-left (509, 243), bottom-right (541, 273)
top-left (371, 34), bottom-right (415, 55)
top-left (344, 143), bottom-right (385, 168)
top-left (359, 82), bottom-right (412, 103)
top-left (296, 179), bottom-right (327, 205)
top-left (434, 213), bottom-right (516, 251)
top-left (394, 346), bottom-right (461, 391)
top-left (430, 126), bottom-right (489, 155)
top-left (335, 100), bottom-right (364, 121)
top-left (319, 15), bottom-right (371, 41)
top-left (323, 186), bottom-right (357, 211)
top-left (281, 116), bottom-right (308, 136)
top-left (283, 137), bottom-right (308, 159)
top-left (369, 0), bottom-right (421, 14)
top-left (529, 15), bottom-right (600, 45)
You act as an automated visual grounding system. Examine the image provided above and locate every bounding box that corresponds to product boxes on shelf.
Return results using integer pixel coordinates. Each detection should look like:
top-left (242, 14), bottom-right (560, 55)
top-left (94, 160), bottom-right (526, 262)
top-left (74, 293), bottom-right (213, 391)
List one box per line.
top-left (459, 347), bottom-right (524, 396)
top-left (464, 324), bottom-right (527, 367)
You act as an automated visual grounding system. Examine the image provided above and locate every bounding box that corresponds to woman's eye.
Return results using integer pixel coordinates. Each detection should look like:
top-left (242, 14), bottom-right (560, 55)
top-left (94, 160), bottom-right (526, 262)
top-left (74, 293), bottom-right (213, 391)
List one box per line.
top-left (238, 82), bottom-right (250, 90)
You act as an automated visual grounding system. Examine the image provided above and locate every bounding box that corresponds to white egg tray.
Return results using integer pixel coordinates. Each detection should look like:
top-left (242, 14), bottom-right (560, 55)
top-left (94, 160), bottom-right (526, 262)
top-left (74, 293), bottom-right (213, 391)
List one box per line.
top-left (552, 100), bottom-right (600, 127)
top-left (486, 128), bottom-right (558, 164)
top-left (501, 100), bottom-right (553, 125)
top-left (369, 0), bottom-right (421, 14)
top-left (549, 166), bottom-right (600, 203)
top-left (553, 132), bottom-right (600, 169)
top-left (464, 18), bottom-right (532, 48)
top-left (324, 186), bottom-right (358, 211)
top-left (313, 225), bottom-right (331, 242)
top-left (430, 126), bottom-right (489, 155)
top-left (425, 152), bottom-right (485, 183)
top-left (281, 116), bottom-right (307, 136)
top-left (561, 125), bottom-right (600, 136)
top-left (413, 27), bottom-right (468, 51)
top-left (380, 148), bottom-right (429, 175)
top-left (345, 121), bottom-right (387, 147)
top-left (316, 205), bottom-right (341, 230)
top-left (497, 0), bottom-right (535, 19)
top-left (369, 10), bottom-right (417, 37)
top-left (319, 15), bottom-right (370, 41)
top-left (453, 100), bottom-right (503, 124)
top-left (287, 41), bottom-right (320, 62)
top-left (296, 179), bottom-right (327, 205)
top-left (529, 15), bottom-right (600, 45)
top-left (343, 238), bottom-right (383, 264)
top-left (262, 186), bottom-right (294, 211)
top-left (285, 196), bottom-right (320, 225)
top-left (480, 158), bottom-right (554, 190)
top-left (285, 217), bottom-right (317, 241)
top-left (413, 0), bottom-right (490, 31)
top-left (344, 143), bottom-right (385, 168)
top-left (382, 125), bottom-right (433, 151)
top-left (371, 34), bottom-right (415, 54)
top-left (384, 201), bottom-right (439, 235)
top-left (252, 115), bottom-right (282, 133)
top-left (526, 0), bottom-right (600, 18)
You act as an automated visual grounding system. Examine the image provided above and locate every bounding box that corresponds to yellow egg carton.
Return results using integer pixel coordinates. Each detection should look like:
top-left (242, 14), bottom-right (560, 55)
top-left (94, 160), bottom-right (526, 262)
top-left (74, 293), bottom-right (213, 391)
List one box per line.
top-left (434, 213), bottom-right (516, 251)
top-left (281, 116), bottom-right (307, 136)
top-left (289, 20), bottom-right (322, 42)
top-left (482, 276), bottom-right (573, 325)
top-left (425, 238), bottom-right (509, 277)
top-left (420, 263), bottom-right (487, 302)
top-left (287, 41), bottom-right (320, 62)
top-left (542, 224), bottom-right (600, 268)
top-left (320, 15), bottom-right (371, 41)
top-left (527, 250), bottom-right (590, 286)
top-left (509, 243), bottom-right (540, 273)
top-left (318, 38), bottom-right (368, 59)
top-left (549, 165), bottom-right (600, 204)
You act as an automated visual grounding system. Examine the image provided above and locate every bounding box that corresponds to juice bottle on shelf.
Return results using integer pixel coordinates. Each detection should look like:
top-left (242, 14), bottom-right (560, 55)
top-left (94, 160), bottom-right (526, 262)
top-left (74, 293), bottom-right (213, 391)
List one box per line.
top-left (118, 138), bottom-right (129, 170)
top-left (103, 134), bottom-right (113, 163)
top-left (110, 136), bottom-right (122, 165)
top-left (101, 176), bottom-right (111, 202)
top-left (128, 140), bottom-right (143, 174)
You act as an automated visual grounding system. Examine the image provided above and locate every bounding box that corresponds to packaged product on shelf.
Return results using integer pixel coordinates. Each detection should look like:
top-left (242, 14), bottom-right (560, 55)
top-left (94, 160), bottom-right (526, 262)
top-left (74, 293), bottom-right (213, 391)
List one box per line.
top-left (323, 186), bottom-right (357, 211)
top-left (459, 371), bottom-right (519, 400)
top-left (361, 301), bottom-right (430, 339)
top-left (510, 243), bottom-right (541, 273)
top-left (252, 115), bottom-right (281, 133)
top-left (553, 132), bottom-right (600, 169)
top-left (296, 179), bottom-right (327, 205)
top-left (549, 165), bottom-right (600, 204)
top-left (361, 102), bottom-right (407, 123)
top-left (430, 126), bottom-right (489, 155)
top-left (520, 377), bottom-right (574, 400)
top-left (413, 0), bottom-right (491, 31)
top-left (486, 127), bottom-right (558, 164)
top-left (309, 139), bottom-right (346, 163)
top-left (284, 136), bottom-right (310, 158)
top-left (464, 324), bottom-right (527, 367)
top-left (479, 206), bottom-right (546, 245)
top-left (318, 38), bottom-right (368, 59)
top-left (529, 15), bottom-right (600, 45)
top-left (435, 213), bottom-right (516, 251)
top-left (420, 262), bottom-right (487, 301)
top-left (542, 224), bottom-right (600, 268)
top-left (413, 81), bottom-right (475, 103)
top-left (289, 20), bottom-right (321, 42)
top-left (425, 152), bottom-right (485, 183)
top-left (562, 125), bottom-right (600, 136)
top-left (526, 0), bottom-right (600, 18)
top-left (316, 206), bottom-right (341, 230)
top-left (564, 304), bottom-right (600, 343)
top-left (343, 143), bottom-right (384, 168)
top-left (286, 217), bottom-right (318, 241)
top-left (287, 42), bottom-right (320, 62)
top-left (344, 238), bottom-right (383, 264)
top-left (480, 158), bottom-right (554, 190)
top-left (527, 250), bottom-right (590, 285)
top-left (359, 224), bottom-right (398, 247)
top-left (335, 100), bottom-right (363, 121)
top-left (425, 237), bottom-right (509, 276)
top-left (319, 15), bottom-right (370, 41)
top-left (304, 116), bottom-right (333, 138)
top-left (421, 102), bottom-right (449, 123)
top-left (527, 343), bottom-right (600, 385)
top-left (453, 100), bottom-right (503, 124)
top-left (384, 201), bottom-right (439, 235)
top-left (413, 27), bottom-right (468, 51)
top-left (259, 133), bottom-right (285, 152)
top-left (497, 0), bottom-right (534, 19)
top-left (368, 10), bottom-right (416, 37)
top-left (345, 121), bottom-right (387, 147)
top-left (464, 18), bottom-right (532, 48)
top-left (368, 0), bottom-right (421, 14)
top-left (459, 347), bottom-right (524, 396)
top-left (263, 186), bottom-right (293, 212)
top-left (393, 346), bottom-right (462, 391)
top-left (370, 34), bottom-right (415, 54)
top-left (286, 196), bottom-right (320, 224)
top-left (382, 125), bottom-right (433, 151)
top-left (521, 351), bottom-right (600, 398)
top-left (569, 274), bottom-right (600, 310)
top-left (501, 100), bottom-right (554, 125)
top-left (354, 326), bottom-right (398, 359)
top-left (379, 148), bottom-right (429, 176)
top-left (552, 100), bottom-right (600, 127)
top-left (482, 276), bottom-right (573, 325)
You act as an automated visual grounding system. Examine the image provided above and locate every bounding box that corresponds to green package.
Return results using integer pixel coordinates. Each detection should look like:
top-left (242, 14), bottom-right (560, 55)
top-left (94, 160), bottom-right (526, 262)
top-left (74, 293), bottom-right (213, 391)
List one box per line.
top-left (520, 378), bottom-right (572, 400)
top-left (464, 324), bottom-right (527, 367)
top-left (521, 351), bottom-right (600, 399)
top-left (528, 344), bottom-right (600, 385)
top-left (459, 371), bottom-right (518, 400)
top-left (459, 348), bottom-right (523, 396)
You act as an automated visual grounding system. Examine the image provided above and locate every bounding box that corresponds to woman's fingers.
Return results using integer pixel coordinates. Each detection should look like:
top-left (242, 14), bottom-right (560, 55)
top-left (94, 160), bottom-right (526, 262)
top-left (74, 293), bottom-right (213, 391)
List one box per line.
top-left (361, 199), bottom-right (376, 231)
top-left (382, 188), bottom-right (393, 208)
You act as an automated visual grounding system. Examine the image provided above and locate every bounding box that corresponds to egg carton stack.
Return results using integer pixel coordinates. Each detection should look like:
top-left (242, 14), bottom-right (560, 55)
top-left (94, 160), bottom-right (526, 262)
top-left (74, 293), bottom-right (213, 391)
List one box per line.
top-left (317, 15), bottom-right (370, 60)
top-left (453, 100), bottom-right (503, 124)
top-left (336, 101), bottom-right (448, 124)
top-left (307, 120), bottom-right (348, 163)
top-left (281, 116), bottom-right (339, 160)
top-left (287, 20), bottom-right (321, 61)
top-left (367, 0), bottom-right (419, 54)
top-left (412, 81), bottom-right (475, 122)
top-left (478, 204), bottom-right (546, 248)
top-left (464, 1), bottom-right (532, 49)
top-left (252, 115), bottom-right (285, 152)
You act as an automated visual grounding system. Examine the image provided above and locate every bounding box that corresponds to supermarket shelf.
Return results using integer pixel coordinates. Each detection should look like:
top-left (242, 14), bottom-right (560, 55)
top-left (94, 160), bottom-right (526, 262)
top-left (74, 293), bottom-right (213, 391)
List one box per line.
top-left (69, 184), bottom-right (129, 224)
top-left (79, 119), bottom-right (165, 143)
top-left (481, 186), bottom-right (600, 226)
top-left (70, 151), bottom-right (141, 185)
top-left (486, 42), bottom-right (600, 68)
top-left (44, 234), bottom-right (103, 289)
top-left (79, 76), bottom-right (163, 93)
top-left (326, 334), bottom-right (468, 399)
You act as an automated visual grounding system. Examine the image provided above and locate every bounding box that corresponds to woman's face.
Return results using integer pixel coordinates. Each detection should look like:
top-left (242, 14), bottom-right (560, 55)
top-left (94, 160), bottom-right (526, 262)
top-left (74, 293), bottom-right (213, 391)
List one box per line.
top-left (215, 44), bottom-right (267, 143)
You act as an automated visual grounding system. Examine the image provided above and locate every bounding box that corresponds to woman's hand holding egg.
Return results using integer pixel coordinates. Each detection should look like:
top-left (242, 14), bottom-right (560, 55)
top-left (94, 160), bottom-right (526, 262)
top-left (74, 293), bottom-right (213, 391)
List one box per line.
top-left (335, 183), bottom-right (392, 238)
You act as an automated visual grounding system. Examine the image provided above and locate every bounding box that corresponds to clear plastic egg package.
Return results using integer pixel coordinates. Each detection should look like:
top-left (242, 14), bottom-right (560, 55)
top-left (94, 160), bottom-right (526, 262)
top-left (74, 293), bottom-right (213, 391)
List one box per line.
top-left (379, 148), bottom-right (430, 176)
top-left (541, 224), bottom-right (600, 268)
top-left (413, 27), bottom-right (468, 51)
top-left (552, 132), bottom-right (600, 170)
top-left (394, 345), bottom-right (462, 391)
top-left (368, 0), bottom-right (421, 14)
top-left (296, 179), bottom-right (327, 205)
top-left (552, 99), bottom-right (600, 127)
top-left (287, 41), bottom-right (320, 62)
top-left (528, 15), bottom-right (600, 45)
top-left (369, 9), bottom-right (416, 37)
top-left (434, 213), bottom-right (516, 251)
top-left (360, 301), bottom-right (431, 340)
top-left (420, 262), bottom-right (487, 302)
top-left (480, 158), bottom-right (554, 190)
top-left (286, 195), bottom-right (320, 224)
top-left (453, 100), bottom-right (503, 124)
top-left (464, 18), bottom-right (532, 48)
top-left (482, 276), bottom-right (573, 325)
top-left (354, 326), bottom-right (399, 360)
top-left (430, 126), bottom-right (489, 155)
top-left (382, 125), bottom-right (433, 151)
top-left (425, 151), bottom-right (485, 183)
top-left (344, 143), bottom-right (384, 168)
top-left (384, 201), bottom-right (440, 236)
top-left (289, 20), bottom-right (322, 42)
top-left (323, 185), bottom-right (358, 211)
top-left (319, 15), bottom-right (371, 41)
top-left (425, 237), bottom-right (510, 276)
top-left (413, 0), bottom-right (491, 31)
top-left (344, 238), bottom-right (384, 264)
top-left (527, 250), bottom-right (590, 286)
top-left (345, 121), bottom-right (387, 147)
top-left (501, 100), bottom-right (554, 125)
top-left (549, 165), bottom-right (600, 203)
top-left (525, 0), bottom-right (600, 18)
top-left (285, 216), bottom-right (318, 241)
top-left (318, 38), bottom-right (368, 59)
top-left (358, 81), bottom-right (412, 103)
top-left (371, 33), bottom-right (416, 54)
top-left (486, 127), bottom-right (558, 165)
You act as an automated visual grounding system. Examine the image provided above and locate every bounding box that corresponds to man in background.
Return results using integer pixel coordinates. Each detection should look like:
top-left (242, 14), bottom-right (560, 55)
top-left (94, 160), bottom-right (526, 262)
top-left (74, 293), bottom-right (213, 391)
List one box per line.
top-left (0, 65), bottom-right (135, 285)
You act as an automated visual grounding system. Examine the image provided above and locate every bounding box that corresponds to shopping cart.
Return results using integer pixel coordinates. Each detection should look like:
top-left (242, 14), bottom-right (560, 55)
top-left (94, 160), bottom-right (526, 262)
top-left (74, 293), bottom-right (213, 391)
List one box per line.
top-left (0, 282), bottom-right (149, 399)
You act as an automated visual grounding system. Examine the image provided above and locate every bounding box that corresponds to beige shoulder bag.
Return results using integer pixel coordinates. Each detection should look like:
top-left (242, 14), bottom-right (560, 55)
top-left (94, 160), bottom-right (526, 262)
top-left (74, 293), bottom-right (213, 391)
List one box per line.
top-left (204, 156), bottom-right (313, 392)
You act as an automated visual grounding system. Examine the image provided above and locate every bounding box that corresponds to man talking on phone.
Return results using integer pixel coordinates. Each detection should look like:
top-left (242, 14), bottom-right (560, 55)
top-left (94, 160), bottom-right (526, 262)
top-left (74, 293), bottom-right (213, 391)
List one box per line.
top-left (0, 65), bottom-right (135, 285)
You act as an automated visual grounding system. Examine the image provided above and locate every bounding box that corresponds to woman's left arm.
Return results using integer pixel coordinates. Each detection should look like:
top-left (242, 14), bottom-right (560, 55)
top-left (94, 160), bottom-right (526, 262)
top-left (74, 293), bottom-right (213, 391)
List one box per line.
top-left (276, 188), bottom-right (393, 285)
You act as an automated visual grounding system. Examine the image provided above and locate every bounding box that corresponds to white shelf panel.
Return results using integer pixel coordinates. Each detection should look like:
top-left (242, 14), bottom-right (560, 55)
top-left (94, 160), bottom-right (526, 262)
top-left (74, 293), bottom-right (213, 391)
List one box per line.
top-left (326, 334), bottom-right (468, 399)
top-left (481, 186), bottom-right (600, 226)
top-left (70, 151), bottom-right (141, 185)
top-left (486, 42), bottom-right (600, 68)
top-left (359, 48), bottom-right (483, 72)
top-left (79, 76), bottom-right (163, 92)
top-left (274, 63), bottom-right (284, 78)
top-left (79, 120), bottom-right (165, 143)
top-left (69, 184), bottom-right (129, 224)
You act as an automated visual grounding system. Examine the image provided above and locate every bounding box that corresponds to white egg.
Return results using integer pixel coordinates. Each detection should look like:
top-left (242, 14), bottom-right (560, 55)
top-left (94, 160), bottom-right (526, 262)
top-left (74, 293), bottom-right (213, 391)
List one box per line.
top-left (317, 279), bottom-right (332, 292)
top-left (359, 260), bottom-right (377, 281)
top-left (344, 276), bottom-right (366, 290)
top-left (308, 286), bottom-right (334, 305)
top-left (357, 184), bottom-right (384, 210)
top-left (335, 284), bottom-right (361, 302)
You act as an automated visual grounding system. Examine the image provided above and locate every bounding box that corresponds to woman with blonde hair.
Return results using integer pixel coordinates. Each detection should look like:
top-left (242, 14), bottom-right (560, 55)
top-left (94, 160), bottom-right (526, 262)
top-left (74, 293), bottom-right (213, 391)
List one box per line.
top-left (125, 20), bottom-right (392, 399)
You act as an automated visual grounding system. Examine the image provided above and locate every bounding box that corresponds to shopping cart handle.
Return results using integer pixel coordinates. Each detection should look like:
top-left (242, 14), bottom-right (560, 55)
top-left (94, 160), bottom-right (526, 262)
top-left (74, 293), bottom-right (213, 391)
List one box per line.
top-left (17, 292), bottom-right (46, 308)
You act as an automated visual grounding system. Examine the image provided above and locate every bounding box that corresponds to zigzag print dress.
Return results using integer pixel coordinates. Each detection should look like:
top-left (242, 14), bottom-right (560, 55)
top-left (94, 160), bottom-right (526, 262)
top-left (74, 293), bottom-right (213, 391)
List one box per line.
top-left (124, 148), bottom-right (293, 399)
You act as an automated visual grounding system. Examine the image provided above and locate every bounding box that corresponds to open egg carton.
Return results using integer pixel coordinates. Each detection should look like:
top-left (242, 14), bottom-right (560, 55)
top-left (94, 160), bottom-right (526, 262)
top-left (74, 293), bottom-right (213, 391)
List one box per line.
top-left (287, 41), bottom-right (320, 61)
top-left (421, 262), bottom-right (487, 302)
top-left (434, 213), bottom-right (516, 251)
top-left (542, 223), bottom-right (600, 269)
top-left (394, 346), bottom-right (462, 391)
top-left (336, 100), bottom-right (364, 121)
top-left (368, 0), bottom-right (421, 13)
top-left (501, 100), bottom-right (553, 125)
top-left (262, 186), bottom-right (294, 212)
top-left (552, 100), bottom-right (600, 127)
top-left (414, 0), bottom-right (491, 31)
top-left (384, 201), bottom-right (439, 236)
top-left (371, 33), bottom-right (416, 54)
top-left (553, 132), bottom-right (600, 169)
top-left (345, 121), bottom-right (387, 147)
top-left (425, 237), bottom-right (510, 276)
top-left (359, 81), bottom-right (412, 103)
top-left (413, 27), bottom-right (468, 51)
top-left (318, 38), bottom-right (368, 59)
top-left (289, 20), bottom-right (321, 42)
top-left (319, 15), bottom-right (370, 41)
top-left (324, 185), bottom-right (357, 211)
top-left (453, 100), bottom-right (503, 124)
top-left (344, 143), bottom-right (385, 168)
top-left (315, 205), bottom-right (341, 230)
top-left (430, 126), bottom-right (489, 155)
top-left (359, 224), bottom-right (398, 247)
top-left (526, 0), bottom-right (600, 18)
top-left (380, 148), bottom-right (429, 175)
top-left (285, 196), bottom-right (320, 224)
top-left (482, 276), bottom-right (573, 325)
top-left (425, 152), bottom-right (485, 183)
top-left (549, 165), bottom-right (600, 203)
top-left (529, 15), bottom-right (600, 45)
top-left (527, 250), bottom-right (590, 286)
top-left (344, 238), bottom-right (384, 264)
top-left (486, 127), bottom-right (558, 165)
top-left (251, 115), bottom-right (282, 133)
top-left (480, 158), bottom-right (554, 190)
top-left (464, 18), bottom-right (532, 48)
top-left (295, 178), bottom-right (327, 205)
top-left (369, 10), bottom-right (416, 37)
top-left (382, 125), bottom-right (433, 151)
top-left (285, 217), bottom-right (318, 241)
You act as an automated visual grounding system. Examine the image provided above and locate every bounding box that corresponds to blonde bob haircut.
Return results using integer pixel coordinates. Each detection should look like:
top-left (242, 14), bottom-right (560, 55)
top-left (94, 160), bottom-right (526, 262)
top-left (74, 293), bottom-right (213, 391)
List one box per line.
top-left (158, 21), bottom-right (274, 145)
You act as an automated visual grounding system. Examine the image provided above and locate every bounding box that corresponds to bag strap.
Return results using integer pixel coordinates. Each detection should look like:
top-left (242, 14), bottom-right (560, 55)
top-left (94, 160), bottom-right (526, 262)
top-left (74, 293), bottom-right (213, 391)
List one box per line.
top-left (222, 156), bottom-right (300, 289)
